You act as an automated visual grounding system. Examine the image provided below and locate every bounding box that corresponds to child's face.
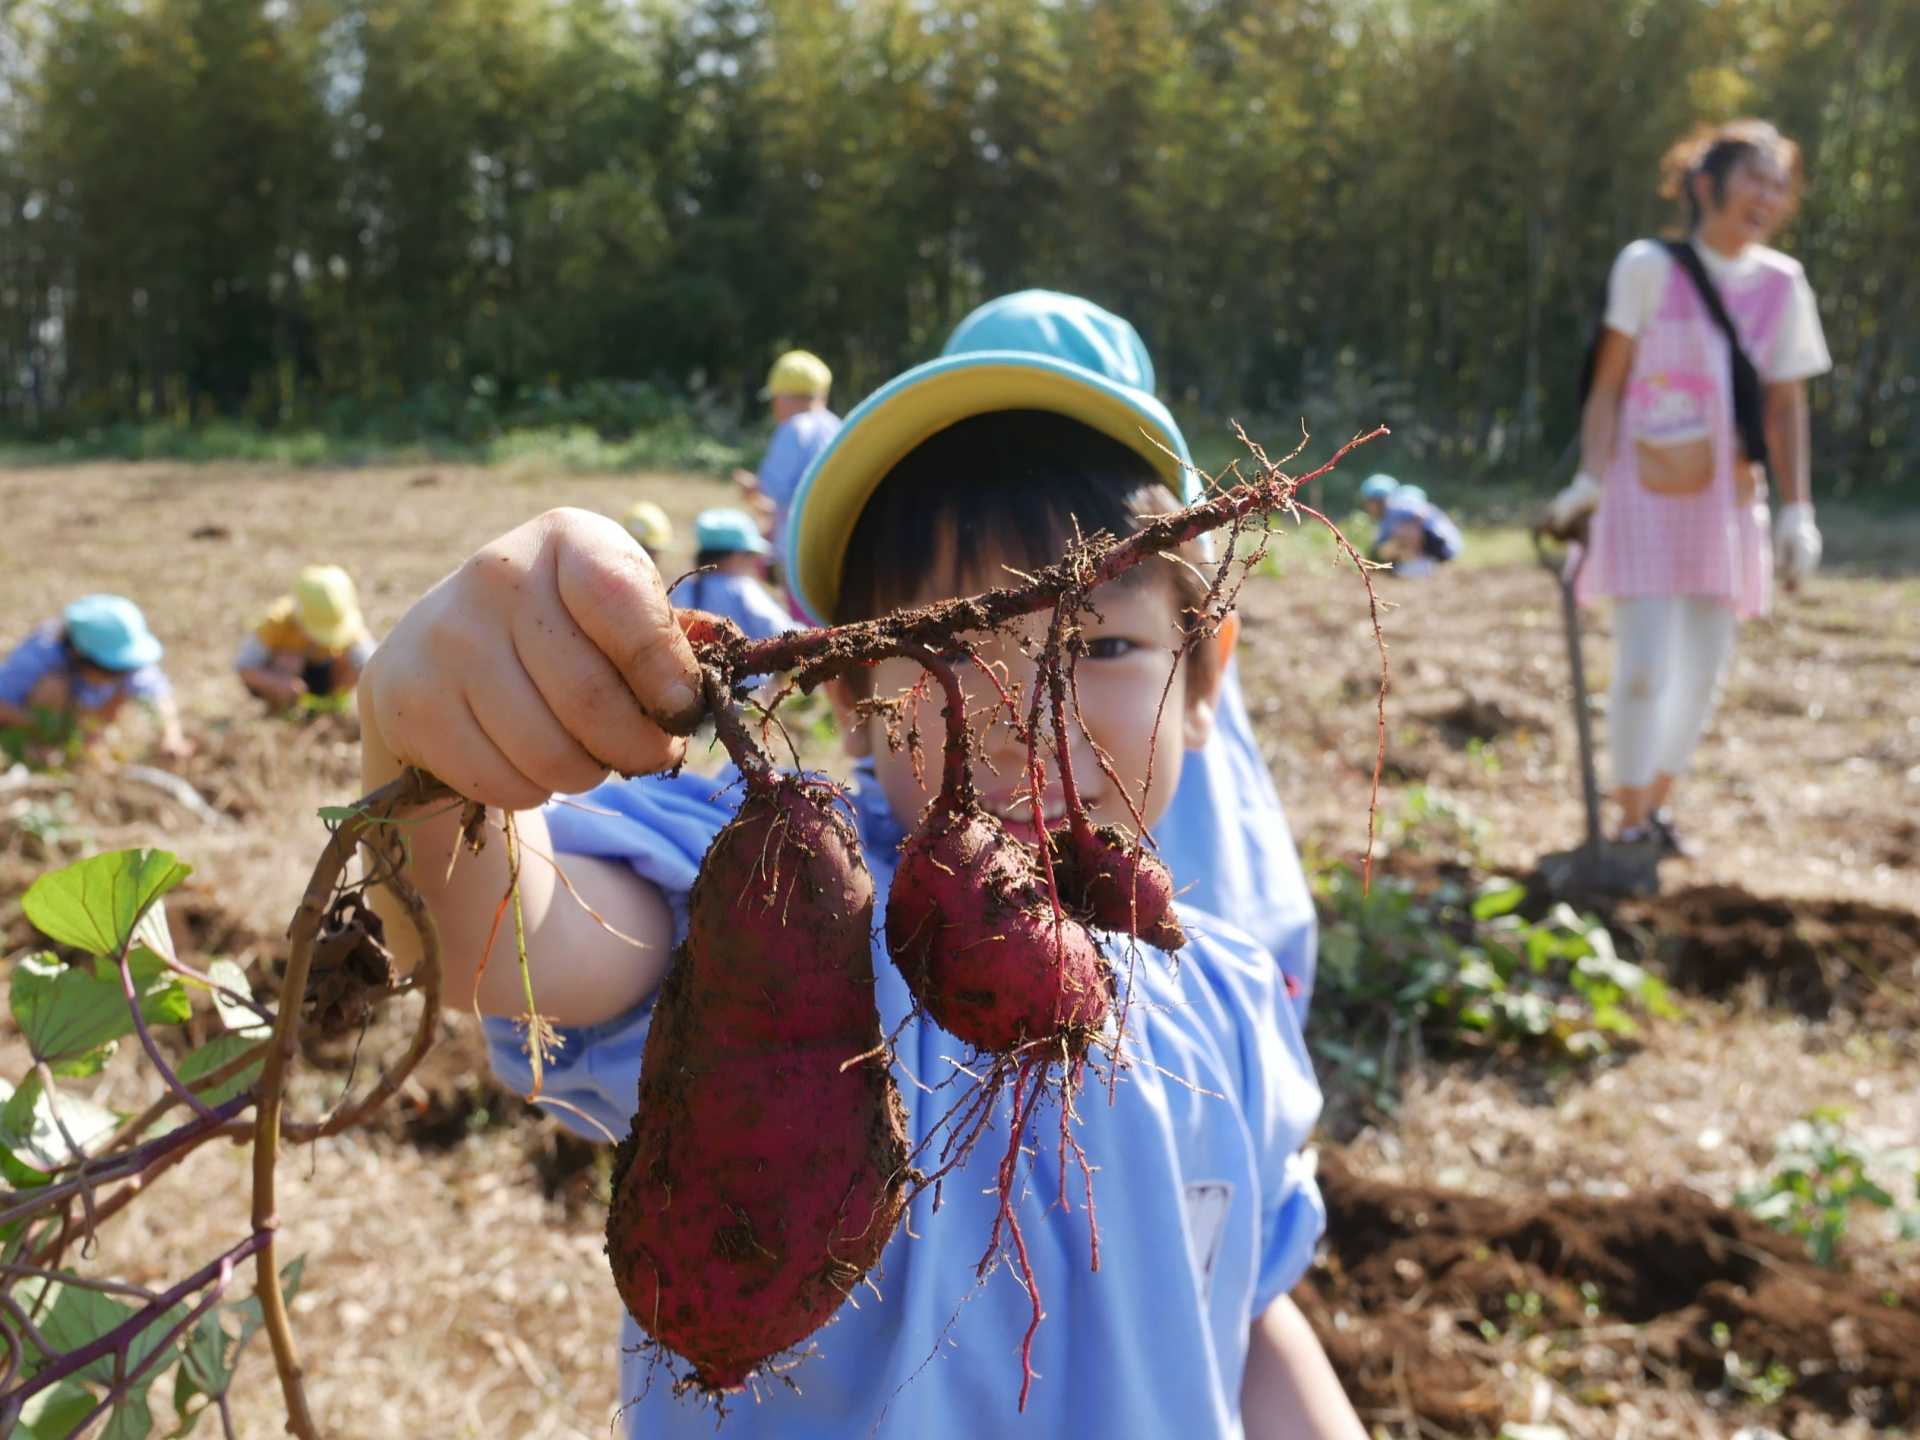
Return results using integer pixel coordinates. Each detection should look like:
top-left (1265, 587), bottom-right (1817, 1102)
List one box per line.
top-left (831, 566), bottom-right (1225, 843)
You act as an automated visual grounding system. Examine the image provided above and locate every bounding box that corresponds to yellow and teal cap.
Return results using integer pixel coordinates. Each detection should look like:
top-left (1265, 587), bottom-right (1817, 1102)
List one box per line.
top-left (782, 290), bottom-right (1196, 624)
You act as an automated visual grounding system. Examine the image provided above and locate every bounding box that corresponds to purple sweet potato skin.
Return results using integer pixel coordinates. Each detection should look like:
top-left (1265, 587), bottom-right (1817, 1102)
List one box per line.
top-left (1051, 822), bottom-right (1187, 952)
top-left (606, 778), bottom-right (910, 1391)
top-left (886, 803), bottom-right (1110, 1054)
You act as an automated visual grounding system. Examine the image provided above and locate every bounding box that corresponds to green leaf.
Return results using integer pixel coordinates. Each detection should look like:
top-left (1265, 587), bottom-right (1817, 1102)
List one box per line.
top-left (205, 959), bottom-right (269, 1036)
top-left (0, 1072), bottom-right (120, 1183)
top-left (228, 1255), bottom-right (306, 1355)
top-left (21, 849), bottom-right (192, 957)
top-left (16, 1273), bottom-right (186, 1391)
top-left (1470, 880), bottom-right (1525, 921)
top-left (100, 1394), bottom-right (156, 1440)
top-left (11, 948), bottom-right (190, 1069)
top-left (15, 1379), bottom-right (98, 1438)
top-left (172, 1306), bottom-right (234, 1435)
top-left (176, 1035), bottom-right (266, 1106)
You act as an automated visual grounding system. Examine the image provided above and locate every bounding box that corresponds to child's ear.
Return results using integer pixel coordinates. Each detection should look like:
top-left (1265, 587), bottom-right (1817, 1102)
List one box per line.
top-left (824, 676), bottom-right (873, 760)
top-left (1181, 611), bottom-right (1238, 752)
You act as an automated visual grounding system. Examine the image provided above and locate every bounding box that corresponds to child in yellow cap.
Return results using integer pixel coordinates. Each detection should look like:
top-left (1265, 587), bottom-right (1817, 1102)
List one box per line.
top-left (235, 565), bottom-right (377, 711)
top-left (731, 348), bottom-right (841, 556)
top-left (621, 501), bottom-right (674, 565)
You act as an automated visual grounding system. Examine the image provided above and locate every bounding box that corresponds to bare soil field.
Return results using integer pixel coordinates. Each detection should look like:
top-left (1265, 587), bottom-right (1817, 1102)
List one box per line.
top-left (1, 461), bottom-right (1914, 1438)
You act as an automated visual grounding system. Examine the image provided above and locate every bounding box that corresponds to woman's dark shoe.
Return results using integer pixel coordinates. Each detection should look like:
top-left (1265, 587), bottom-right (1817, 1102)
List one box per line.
top-left (1649, 809), bottom-right (1692, 858)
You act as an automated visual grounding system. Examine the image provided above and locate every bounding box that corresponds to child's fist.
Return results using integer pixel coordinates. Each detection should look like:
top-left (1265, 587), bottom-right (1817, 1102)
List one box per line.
top-left (360, 508), bottom-right (705, 810)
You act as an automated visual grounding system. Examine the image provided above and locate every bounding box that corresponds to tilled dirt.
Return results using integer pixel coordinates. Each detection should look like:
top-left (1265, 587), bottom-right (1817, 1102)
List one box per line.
top-left (1, 464), bottom-right (1914, 1437)
top-left (1305, 1150), bottom-right (1920, 1433)
top-left (1618, 884), bottom-right (1920, 1034)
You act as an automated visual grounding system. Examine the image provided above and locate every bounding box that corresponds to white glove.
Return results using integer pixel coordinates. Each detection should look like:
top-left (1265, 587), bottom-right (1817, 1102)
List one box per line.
top-left (1774, 501), bottom-right (1822, 585)
top-left (1542, 472), bottom-right (1603, 535)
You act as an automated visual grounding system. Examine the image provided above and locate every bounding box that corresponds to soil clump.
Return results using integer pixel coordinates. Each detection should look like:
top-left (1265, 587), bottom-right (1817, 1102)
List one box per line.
top-left (1303, 1148), bottom-right (1920, 1432)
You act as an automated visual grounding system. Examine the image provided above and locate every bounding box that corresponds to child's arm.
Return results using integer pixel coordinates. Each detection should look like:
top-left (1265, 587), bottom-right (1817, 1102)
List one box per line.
top-left (358, 508), bottom-right (706, 1026)
top-left (1241, 1295), bottom-right (1367, 1440)
top-left (145, 691), bottom-right (192, 758)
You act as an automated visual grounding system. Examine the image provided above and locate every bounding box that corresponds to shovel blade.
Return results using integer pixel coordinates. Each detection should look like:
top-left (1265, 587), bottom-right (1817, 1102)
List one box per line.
top-left (1535, 840), bottom-right (1663, 900)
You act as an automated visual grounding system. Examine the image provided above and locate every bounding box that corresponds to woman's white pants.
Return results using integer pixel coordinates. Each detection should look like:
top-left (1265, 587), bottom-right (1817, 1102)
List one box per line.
top-left (1608, 595), bottom-right (1739, 790)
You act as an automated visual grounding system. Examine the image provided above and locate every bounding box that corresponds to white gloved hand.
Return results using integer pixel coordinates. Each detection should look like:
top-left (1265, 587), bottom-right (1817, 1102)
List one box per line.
top-left (1541, 472), bottom-right (1603, 535)
top-left (1774, 501), bottom-right (1822, 586)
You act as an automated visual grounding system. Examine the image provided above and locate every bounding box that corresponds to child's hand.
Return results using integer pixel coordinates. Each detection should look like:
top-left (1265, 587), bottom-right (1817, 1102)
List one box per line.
top-left (360, 508), bottom-right (706, 809)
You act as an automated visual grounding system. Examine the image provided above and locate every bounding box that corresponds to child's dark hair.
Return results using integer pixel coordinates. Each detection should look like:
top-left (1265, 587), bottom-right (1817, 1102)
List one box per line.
top-left (835, 409), bottom-right (1221, 696)
top-left (1659, 118), bottom-right (1802, 231)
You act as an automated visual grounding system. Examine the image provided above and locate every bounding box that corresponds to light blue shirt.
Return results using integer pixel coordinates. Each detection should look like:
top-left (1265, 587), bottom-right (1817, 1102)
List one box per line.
top-left (1152, 662), bottom-right (1316, 1013)
top-left (666, 571), bottom-right (798, 644)
top-left (0, 624), bottom-right (171, 711)
top-left (758, 408), bottom-right (842, 553)
top-left (485, 767), bottom-right (1325, 1439)
top-left (1376, 495), bottom-right (1462, 562)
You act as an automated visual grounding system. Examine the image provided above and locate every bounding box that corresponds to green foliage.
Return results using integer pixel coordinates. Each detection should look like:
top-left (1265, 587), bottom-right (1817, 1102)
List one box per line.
top-left (1311, 863), bottom-right (1675, 1108)
top-left (1386, 785), bottom-right (1490, 863)
top-left (21, 848), bottom-right (191, 959)
top-left (1, 846), bottom-right (295, 1430)
top-left (170, 1258), bottom-right (305, 1436)
top-left (1736, 1109), bottom-right (1920, 1267)
top-left (0, 0), bottom-right (1914, 487)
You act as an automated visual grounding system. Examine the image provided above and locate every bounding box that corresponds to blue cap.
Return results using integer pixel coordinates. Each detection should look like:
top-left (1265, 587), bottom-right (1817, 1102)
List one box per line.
top-left (1358, 474), bottom-right (1400, 503)
top-left (62, 594), bottom-right (162, 671)
top-left (782, 290), bottom-right (1196, 625)
top-left (694, 508), bottom-right (770, 556)
top-left (1396, 484), bottom-right (1428, 505)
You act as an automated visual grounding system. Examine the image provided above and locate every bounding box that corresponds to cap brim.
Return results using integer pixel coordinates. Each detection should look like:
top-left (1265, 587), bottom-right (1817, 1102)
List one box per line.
top-left (783, 352), bottom-right (1195, 625)
top-left (87, 635), bottom-right (162, 670)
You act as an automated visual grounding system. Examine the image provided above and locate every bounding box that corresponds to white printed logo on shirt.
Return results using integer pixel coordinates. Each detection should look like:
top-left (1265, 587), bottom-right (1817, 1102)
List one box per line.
top-left (1183, 1181), bottom-right (1234, 1303)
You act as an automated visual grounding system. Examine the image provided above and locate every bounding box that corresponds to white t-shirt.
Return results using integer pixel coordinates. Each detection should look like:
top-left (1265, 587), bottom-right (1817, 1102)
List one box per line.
top-left (1603, 238), bottom-right (1832, 384)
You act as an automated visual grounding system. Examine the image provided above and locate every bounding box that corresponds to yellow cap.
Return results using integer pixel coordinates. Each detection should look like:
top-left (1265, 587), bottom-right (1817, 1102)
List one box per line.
top-left (763, 350), bottom-right (832, 400)
top-left (293, 565), bottom-right (364, 650)
top-left (623, 500), bottom-right (674, 550)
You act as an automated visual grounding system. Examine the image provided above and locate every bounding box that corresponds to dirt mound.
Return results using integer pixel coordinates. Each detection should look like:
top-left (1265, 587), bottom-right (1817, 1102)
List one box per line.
top-left (1412, 685), bottom-right (1557, 747)
top-left (1622, 884), bottom-right (1920, 1030)
top-left (1303, 1150), bottom-right (1920, 1432)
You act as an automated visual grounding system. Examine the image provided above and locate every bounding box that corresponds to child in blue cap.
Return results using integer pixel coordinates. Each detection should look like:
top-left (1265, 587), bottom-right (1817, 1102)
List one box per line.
top-left (356, 291), bottom-right (1363, 1438)
top-left (0, 596), bottom-right (190, 762)
top-left (1359, 473), bottom-right (1463, 578)
top-left (667, 507), bottom-right (799, 644)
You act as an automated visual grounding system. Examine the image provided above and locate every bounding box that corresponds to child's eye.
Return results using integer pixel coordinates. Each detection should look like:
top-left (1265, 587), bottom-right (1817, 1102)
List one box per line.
top-left (1083, 636), bottom-right (1139, 660)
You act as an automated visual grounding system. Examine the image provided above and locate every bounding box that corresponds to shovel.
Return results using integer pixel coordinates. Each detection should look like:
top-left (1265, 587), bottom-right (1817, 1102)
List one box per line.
top-left (1532, 524), bottom-right (1662, 899)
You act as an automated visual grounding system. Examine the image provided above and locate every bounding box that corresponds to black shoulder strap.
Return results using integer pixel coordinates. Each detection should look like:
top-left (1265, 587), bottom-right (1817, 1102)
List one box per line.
top-left (1660, 238), bottom-right (1770, 468)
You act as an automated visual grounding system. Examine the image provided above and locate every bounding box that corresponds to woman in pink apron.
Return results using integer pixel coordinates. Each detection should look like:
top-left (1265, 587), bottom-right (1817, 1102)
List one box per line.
top-left (1544, 119), bottom-right (1831, 852)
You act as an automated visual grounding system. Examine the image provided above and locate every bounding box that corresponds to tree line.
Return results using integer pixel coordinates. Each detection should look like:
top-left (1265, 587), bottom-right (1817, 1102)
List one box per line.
top-left (0, 0), bottom-right (1912, 488)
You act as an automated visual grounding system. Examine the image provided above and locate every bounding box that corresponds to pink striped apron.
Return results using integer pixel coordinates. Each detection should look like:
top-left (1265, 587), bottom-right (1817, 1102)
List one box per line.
top-left (1578, 250), bottom-right (1794, 621)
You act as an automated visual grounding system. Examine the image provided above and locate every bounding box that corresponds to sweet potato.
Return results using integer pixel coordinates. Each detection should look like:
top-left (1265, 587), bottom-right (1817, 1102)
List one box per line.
top-left (888, 799), bottom-right (1111, 1054)
top-left (882, 647), bottom-right (1111, 1056)
top-left (1049, 820), bottom-right (1187, 952)
top-left (606, 771), bottom-right (910, 1391)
